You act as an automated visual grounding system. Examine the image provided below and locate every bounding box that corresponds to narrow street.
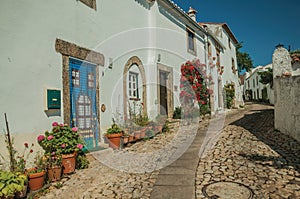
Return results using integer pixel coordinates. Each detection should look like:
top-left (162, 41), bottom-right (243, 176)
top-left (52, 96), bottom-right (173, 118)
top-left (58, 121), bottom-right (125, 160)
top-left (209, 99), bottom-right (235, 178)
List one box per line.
top-left (40, 103), bottom-right (300, 199)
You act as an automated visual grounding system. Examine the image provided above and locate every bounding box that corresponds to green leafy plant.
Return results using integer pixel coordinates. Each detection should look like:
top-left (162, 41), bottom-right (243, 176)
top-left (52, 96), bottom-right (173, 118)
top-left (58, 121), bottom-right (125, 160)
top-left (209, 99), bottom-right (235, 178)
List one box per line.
top-left (172, 107), bottom-right (182, 119)
top-left (106, 119), bottom-right (123, 135)
top-left (26, 151), bottom-right (47, 174)
top-left (224, 83), bottom-right (235, 109)
top-left (180, 59), bottom-right (210, 117)
top-left (0, 171), bottom-right (27, 198)
top-left (45, 151), bottom-right (62, 168)
top-left (37, 122), bottom-right (84, 155)
top-left (146, 129), bottom-right (154, 138)
top-left (75, 152), bottom-right (90, 170)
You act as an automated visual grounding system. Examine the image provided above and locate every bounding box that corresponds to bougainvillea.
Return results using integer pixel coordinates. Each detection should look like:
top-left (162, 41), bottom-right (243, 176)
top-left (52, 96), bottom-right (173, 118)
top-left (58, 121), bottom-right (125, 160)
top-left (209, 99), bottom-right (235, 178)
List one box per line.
top-left (180, 59), bottom-right (210, 116)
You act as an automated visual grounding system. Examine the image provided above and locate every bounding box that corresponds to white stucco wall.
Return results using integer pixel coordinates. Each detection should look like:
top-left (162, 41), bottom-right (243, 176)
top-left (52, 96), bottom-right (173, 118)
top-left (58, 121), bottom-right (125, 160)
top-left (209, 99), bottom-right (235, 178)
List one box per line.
top-left (1, 0), bottom-right (212, 157)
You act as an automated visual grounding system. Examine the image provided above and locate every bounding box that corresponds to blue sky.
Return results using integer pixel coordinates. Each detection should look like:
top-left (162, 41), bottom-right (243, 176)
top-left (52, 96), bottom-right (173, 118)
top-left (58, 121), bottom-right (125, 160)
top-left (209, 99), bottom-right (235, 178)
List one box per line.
top-left (173, 0), bottom-right (300, 67)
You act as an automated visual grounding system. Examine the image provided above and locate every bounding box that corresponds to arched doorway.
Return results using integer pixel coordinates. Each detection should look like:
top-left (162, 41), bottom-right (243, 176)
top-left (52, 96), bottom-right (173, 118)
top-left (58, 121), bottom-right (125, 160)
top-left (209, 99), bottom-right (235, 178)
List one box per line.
top-left (123, 56), bottom-right (147, 120)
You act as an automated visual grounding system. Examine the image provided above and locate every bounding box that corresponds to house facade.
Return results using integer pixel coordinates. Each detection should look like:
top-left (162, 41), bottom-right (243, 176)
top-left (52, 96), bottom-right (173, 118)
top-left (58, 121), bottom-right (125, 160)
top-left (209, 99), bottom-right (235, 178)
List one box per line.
top-left (200, 23), bottom-right (243, 108)
top-left (0, 0), bottom-right (241, 152)
top-left (243, 64), bottom-right (274, 104)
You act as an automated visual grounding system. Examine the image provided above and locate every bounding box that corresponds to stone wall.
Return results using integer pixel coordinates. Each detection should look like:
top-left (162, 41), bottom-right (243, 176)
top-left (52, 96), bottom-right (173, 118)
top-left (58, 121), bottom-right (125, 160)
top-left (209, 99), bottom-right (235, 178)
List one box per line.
top-left (273, 46), bottom-right (300, 141)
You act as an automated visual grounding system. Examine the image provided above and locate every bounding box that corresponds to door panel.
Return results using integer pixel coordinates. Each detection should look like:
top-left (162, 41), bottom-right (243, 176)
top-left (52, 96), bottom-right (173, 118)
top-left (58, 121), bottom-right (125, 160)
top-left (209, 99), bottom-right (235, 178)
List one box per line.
top-left (69, 58), bottom-right (99, 150)
top-left (159, 71), bottom-right (168, 115)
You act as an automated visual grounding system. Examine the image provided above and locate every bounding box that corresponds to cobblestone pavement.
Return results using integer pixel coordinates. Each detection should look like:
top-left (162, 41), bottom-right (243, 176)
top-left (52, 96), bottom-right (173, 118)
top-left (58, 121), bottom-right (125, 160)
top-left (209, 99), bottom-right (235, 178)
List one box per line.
top-left (196, 104), bottom-right (300, 199)
top-left (40, 103), bottom-right (300, 199)
top-left (40, 118), bottom-right (203, 199)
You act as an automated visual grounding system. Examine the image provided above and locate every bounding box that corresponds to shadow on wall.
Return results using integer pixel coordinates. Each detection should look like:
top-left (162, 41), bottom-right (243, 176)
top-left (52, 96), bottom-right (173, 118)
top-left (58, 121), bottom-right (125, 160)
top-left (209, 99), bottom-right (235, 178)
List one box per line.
top-left (230, 108), bottom-right (300, 174)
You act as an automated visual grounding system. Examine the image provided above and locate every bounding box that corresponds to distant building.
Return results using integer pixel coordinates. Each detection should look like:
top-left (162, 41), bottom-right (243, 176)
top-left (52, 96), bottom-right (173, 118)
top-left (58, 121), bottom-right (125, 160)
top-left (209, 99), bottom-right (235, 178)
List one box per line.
top-left (243, 64), bottom-right (274, 104)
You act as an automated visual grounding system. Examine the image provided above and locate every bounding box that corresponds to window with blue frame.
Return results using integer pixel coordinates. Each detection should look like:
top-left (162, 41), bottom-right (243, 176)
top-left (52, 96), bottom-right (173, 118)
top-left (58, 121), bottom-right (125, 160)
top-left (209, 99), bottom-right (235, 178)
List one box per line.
top-left (128, 72), bottom-right (139, 99)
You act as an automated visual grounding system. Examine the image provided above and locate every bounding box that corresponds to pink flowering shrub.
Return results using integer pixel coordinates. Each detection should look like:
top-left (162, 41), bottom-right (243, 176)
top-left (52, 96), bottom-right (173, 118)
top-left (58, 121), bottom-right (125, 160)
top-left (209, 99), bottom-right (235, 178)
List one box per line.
top-left (37, 122), bottom-right (84, 155)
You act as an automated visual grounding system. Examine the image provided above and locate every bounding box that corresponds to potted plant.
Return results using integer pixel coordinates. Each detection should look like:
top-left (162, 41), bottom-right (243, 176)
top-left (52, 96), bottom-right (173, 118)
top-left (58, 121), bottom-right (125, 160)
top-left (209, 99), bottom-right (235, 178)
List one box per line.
top-left (26, 152), bottom-right (46, 191)
top-left (37, 122), bottom-right (85, 174)
top-left (0, 171), bottom-right (28, 199)
top-left (122, 133), bottom-right (130, 145)
top-left (45, 152), bottom-right (62, 182)
top-left (105, 120), bottom-right (124, 149)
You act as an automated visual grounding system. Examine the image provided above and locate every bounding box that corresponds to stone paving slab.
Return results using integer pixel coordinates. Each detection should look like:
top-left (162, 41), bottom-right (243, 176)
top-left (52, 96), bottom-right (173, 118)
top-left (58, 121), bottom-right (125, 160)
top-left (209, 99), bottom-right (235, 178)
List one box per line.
top-left (150, 185), bottom-right (195, 199)
top-left (159, 166), bottom-right (194, 175)
top-left (155, 174), bottom-right (195, 186)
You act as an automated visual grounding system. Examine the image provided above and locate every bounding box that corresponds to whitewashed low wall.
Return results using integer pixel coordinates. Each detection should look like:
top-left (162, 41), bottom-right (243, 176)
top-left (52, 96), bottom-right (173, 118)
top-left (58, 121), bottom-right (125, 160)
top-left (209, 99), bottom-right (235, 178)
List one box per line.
top-left (274, 76), bottom-right (300, 141)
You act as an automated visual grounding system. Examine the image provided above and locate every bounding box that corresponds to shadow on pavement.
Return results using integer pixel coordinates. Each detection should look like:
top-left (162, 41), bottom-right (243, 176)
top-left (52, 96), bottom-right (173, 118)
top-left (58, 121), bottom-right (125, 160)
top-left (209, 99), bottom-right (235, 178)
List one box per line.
top-left (230, 107), bottom-right (300, 174)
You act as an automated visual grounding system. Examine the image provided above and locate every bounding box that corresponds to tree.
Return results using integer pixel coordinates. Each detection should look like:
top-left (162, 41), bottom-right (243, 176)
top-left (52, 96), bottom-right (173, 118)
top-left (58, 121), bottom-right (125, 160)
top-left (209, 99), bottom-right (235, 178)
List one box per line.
top-left (258, 68), bottom-right (273, 88)
top-left (236, 42), bottom-right (253, 73)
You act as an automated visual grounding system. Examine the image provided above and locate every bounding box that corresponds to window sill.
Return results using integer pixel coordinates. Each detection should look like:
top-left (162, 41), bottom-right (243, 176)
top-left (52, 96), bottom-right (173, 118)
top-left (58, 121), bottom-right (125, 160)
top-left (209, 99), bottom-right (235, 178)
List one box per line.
top-left (187, 49), bottom-right (197, 56)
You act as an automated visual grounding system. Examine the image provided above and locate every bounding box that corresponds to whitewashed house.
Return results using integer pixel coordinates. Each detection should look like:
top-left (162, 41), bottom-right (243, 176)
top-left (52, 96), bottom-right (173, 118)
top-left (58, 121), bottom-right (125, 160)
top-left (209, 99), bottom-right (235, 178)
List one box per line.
top-left (243, 64), bottom-right (274, 104)
top-left (200, 23), bottom-right (243, 108)
top-left (0, 0), bottom-right (242, 152)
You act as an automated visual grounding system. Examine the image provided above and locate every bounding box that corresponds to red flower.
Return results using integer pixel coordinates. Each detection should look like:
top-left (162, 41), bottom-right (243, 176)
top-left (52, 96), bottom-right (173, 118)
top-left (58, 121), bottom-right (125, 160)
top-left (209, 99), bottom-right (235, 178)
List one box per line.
top-left (24, 143), bottom-right (28, 148)
top-left (30, 149), bottom-right (33, 153)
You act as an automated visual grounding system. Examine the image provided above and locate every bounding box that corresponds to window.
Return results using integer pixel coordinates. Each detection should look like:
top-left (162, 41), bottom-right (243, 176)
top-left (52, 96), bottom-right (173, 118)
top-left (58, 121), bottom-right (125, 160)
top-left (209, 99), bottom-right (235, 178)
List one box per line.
top-left (253, 79), bottom-right (255, 88)
top-left (256, 76), bottom-right (259, 86)
top-left (128, 72), bottom-right (139, 99)
top-left (232, 58), bottom-right (236, 74)
top-left (77, 95), bottom-right (92, 130)
top-left (88, 72), bottom-right (94, 89)
top-left (228, 37), bottom-right (231, 49)
top-left (208, 42), bottom-right (212, 57)
top-left (72, 69), bottom-right (80, 87)
top-left (216, 48), bottom-right (221, 67)
top-left (248, 80), bottom-right (250, 88)
top-left (187, 27), bottom-right (196, 54)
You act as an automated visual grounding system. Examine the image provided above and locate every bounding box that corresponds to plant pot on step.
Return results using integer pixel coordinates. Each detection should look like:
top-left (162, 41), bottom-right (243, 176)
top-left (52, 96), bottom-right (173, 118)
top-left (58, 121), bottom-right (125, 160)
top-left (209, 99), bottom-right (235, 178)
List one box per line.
top-left (134, 131), bottom-right (141, 140)
top-left (106, 133), bottom-right (123, 149)
top-left (27, 169), bottom-right (45, 191)
top-left (62, 153), bottom-right (76, 174)
top-left (128, 134), bottom-right (134, 142)
top-left (47, 166), bottom-right (62, 182)
top-left (122, 135), bottom-right (129, 144)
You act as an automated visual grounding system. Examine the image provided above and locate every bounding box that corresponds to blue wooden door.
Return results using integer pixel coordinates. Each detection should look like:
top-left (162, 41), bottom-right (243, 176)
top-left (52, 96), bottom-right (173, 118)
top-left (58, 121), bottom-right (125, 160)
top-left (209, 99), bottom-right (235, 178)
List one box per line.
top-left (69, 58), bottom-right (99, 150)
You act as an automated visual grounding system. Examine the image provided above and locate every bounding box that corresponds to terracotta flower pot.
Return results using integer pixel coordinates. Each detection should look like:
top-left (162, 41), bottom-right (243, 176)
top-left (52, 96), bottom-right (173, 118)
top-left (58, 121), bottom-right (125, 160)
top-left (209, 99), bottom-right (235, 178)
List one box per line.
top-left (106, 133), bottom-right (123, 149)
top-left (47, 166), bottom-right (62, 182)
top-left (62, 153), bottom-right (76, 174)
top-left (122, 136), bottom-right (129, 144)
top-left (140, 128), bottom-right (146, 138)
top-left (128, 134), bottom-right (134, 142)
top-left (134, 131), bottom-right (141, 140)
top-left (28, 170), bottom-right (45, 191)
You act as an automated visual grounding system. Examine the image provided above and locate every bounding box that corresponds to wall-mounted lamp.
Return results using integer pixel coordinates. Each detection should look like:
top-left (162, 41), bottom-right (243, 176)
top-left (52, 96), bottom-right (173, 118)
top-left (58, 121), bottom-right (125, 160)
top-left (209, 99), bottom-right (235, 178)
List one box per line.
top-left (108, 57), bottom-right (113, 69)
top-left (157, 54), bottom-right (161, 62)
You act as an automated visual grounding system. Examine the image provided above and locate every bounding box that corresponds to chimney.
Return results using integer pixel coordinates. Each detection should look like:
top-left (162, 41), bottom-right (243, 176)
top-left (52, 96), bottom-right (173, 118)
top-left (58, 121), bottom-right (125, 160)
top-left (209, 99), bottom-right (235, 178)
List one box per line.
top-left (187, 7), bottom-right (197, 21)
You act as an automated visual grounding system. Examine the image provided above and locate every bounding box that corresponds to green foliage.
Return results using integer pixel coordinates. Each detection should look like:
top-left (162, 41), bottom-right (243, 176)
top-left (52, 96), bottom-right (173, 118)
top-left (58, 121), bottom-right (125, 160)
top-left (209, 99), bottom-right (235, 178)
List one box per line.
top-left (37, 122), bottom-right (84, 155)
top-left (162, 122), bottom-right (170, 133)
top-left (2, 131), bottom-right (35, 173)
top-left (75, 152), bottom-right (90, 170)
top-left (0, 171), bottom-right (27, 198)
top-left (236, 42), bottom-right (253, 72)
top-left (180, 59), bottom-right (210, 115)
top-left (106, 120), bottom-right (123, 135)
top-left (224, 83), bottom-right (235, 109)
top-left (200, 104), bottom-right (210, 115)
top-left (172, 107), bottom-right (182, 119)
top-left (258, 68), bottom-right (273, 88)
top-left (145, 129), bottom-right (154, 138)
